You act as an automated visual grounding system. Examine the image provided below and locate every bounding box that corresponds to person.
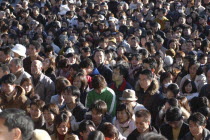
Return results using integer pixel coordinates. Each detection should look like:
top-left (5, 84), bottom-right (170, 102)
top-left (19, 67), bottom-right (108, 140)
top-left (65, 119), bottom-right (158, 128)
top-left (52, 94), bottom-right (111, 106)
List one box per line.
top-left (42, 57), bottom-right (56, 82)
top-left (93, 49), bottom-right (113, 84)
top-left (31, 60), bottom-right (55, 103)
top-left (51, 111), bottom-right (79, 140)
top-left (9, 58), bottom-right (31, 85)
top-left (127, 110), bottom-right (158, 140)
top-left (88, 131), bottom-right (105, 140)
top-left (29, 100), bottom-right (45, 129)
top-left (11, 44), bottom-right (26, 59)
top-left (166, 83), bottom-right (180, 99)
top-left (135, 69), bottom-right (164, 125)
top-left (73, 72), bottom-right (89, 105)
top-left (41, 103), bottom-right (60, 135)
top-left (23, 41), bottom-right (44, 75)
top-left (109, 64), bottom-right (133, 104)
top-left (31, 129), bottom-right (51, 140)
top-left (99, 122), bottom-right (126, 140)
top-left (0, 64), bottom-right (10, 79)
top-left (61, 86), bottom-right (87, 122)
top-left (160, 107), bottom-right (189, 140)
top-left (181, 79), bottom-right (198, 100)
top-left (183, 112), bottom-right (210, 140)
top-left (85, 100), bottom-right (112, 129)
top-left (50, 77), bottom-right (71, 108)
top-left (79, 120), bottom-right (96, 140)
top-left (180, 60), bottom-right (207, 92)
top-left (113, 103), bottom-right (136, 137)
top-left (0, 73), bottom-right (29, 110)
top-left (0, 47), bottom-right (13, 64)
top-left (86, 75), bottom-right (116, 116)
top-left (20, 78), bottom-right (37, 101)
top-left (0, 108), bottom-right (34, 140)
top-left (120, 89), bottom-right (146, 113)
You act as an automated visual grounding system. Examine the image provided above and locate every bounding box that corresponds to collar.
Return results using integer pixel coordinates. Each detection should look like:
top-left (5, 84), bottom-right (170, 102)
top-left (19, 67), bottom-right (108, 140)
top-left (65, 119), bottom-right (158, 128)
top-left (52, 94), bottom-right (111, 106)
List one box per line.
top-left (110, 79), bottom-right (127, 91)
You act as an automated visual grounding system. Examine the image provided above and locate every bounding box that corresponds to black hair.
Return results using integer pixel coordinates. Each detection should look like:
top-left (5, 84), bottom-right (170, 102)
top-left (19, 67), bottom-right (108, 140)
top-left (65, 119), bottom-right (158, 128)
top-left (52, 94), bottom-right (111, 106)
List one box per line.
top-left (80, 58), bottom-right (94, 69)
top-left (88, 131), bottom-right (105, 140)
top-left (1, 73), bottom-right (16, 85)
top-left (188, 60), bottom-right (203, 75)
top-left (116, 103), bottom-right (133, 120)
top-left (167, 83), bottom-right (180, 97)
top-left (143, 57), bottom-right (157, 70)
top-left (166, 107), bottom-right (182, 122)
top-left (0, 108), bottom-right (34, 140)
top-left (1, 47), bottom-right (12, 56)
top-left (188, 112), bottom-right (206, 126)
top-left (79, 120), bottom-right (96, 133)
top-left (90, 100), bottom-right (107, 115)
top-left (64, 86), bottom-right (81, 102)
top-left (190, 97), bottom-right (209, 113)
top-left (30, 40), bottom-right (42, 50)
top-left (113, 64), bottom-right (128, 79)
top-left (181, 79), bottom-right (197, 93)
top-left (166, 98), bottom-right (179, 108)
top-left (197, 106), bottom-right (210, 118)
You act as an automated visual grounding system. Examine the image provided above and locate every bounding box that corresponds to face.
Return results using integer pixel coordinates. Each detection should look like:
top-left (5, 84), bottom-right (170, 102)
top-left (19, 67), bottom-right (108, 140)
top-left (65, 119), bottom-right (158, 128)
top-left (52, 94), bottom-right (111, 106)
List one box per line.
top-left (185, 83), bottom-right (193, 93)
top-left (112, 68), bottom-right (122, 82)
top-left (80, 125), bottom-right (95, 140)
top-left (166, 90), bottom-right (175, 99)
top-left (0, 118), bottom-right (14, 140)
top-left (117, 110), bottom-right (129, 124)
top-left (42, 58), bottom-right (50, 70)
top-left (21, 81), bottom-right (32, 93)
top-left (139, 74), bottom-right (152, 90)
top-left (28, 45), bottom-right (38, 57)
top-left (189, 120), bottom-right (204, 136)
top-left (57, 122), bottom-right (69, 135)
top-left (135, 117), bottom-right (150, 133)
top-left (91, 109), bottom-right (103, 125)
top-left (43, 110), bottom-right (55, 124)
top-left (189, 64), bottom-right (198, 77)
top-left (131, 56), bottom-right (140, 67)
top-left (62, 90), bottom-right (77, 104)
top-left (31, 61), bottom-right (42, 76)
top-left (30, 105), bottom-right (42, 120)
top-left (94, 51), bottom-right (105, 65)
top-left (1, 83), bottom-right (15, 96)
top-left (73, 77), bottom-right (82, 89)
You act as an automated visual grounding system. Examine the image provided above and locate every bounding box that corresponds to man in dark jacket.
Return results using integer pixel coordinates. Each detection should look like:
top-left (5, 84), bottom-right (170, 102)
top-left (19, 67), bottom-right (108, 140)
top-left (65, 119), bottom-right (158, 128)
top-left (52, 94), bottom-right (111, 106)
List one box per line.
top-left (160, 107), bottom-right (189, 140)
top-left (127, 110), bottom-right (158, 140)
top-left (183, 112), bottom-right (210, 140)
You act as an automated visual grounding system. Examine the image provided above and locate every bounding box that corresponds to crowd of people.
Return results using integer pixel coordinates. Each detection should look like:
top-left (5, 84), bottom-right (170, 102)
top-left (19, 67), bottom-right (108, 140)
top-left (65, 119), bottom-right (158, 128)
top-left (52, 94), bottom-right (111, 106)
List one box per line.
top-left (0, 0), bottom-right (210, 139)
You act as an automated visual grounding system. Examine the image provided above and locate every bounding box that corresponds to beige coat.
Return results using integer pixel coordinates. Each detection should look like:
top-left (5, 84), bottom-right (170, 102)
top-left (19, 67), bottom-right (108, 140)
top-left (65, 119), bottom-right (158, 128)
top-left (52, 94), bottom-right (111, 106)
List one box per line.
top-left (51, 133), bottom-right (79, 140)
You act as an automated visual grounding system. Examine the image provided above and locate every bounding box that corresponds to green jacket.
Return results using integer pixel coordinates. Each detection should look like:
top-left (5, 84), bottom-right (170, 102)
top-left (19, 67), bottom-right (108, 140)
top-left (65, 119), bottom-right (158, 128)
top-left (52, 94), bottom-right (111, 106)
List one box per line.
top-left (86, 87), bottom-right (116, 117)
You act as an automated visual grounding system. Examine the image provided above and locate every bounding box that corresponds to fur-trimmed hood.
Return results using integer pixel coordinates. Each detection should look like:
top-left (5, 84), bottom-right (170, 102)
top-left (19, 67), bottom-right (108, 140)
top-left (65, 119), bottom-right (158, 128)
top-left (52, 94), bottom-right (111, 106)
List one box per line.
top-left (135, 79), bottom-right (159, 95)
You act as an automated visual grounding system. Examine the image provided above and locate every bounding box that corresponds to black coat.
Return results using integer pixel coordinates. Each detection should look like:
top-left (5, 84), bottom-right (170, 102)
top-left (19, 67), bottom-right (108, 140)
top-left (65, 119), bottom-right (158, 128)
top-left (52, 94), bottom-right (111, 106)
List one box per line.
top-left (97, 64), bottom-right (113, 84)
top-left (160, 122), bottom-right (189, 140)
top-left (127, 126), bottom-right (158, 140)
top-left (182, 128), bottom-right (210, 140)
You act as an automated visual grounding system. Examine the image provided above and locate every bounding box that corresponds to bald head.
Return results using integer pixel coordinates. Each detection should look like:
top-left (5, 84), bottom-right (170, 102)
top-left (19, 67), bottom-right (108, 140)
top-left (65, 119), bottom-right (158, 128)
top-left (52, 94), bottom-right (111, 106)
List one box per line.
top-left (31, 60), bottom-right (42, 77)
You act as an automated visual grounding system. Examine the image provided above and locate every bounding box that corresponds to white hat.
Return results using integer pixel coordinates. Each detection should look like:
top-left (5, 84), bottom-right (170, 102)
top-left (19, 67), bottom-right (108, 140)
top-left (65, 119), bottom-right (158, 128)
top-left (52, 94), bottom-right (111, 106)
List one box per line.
top-left (164, 55), bottom-right (173, 66)
top-left (12, 44), bottom-right (26, 57)
top-left (58, 4), bottom-right (70, 15)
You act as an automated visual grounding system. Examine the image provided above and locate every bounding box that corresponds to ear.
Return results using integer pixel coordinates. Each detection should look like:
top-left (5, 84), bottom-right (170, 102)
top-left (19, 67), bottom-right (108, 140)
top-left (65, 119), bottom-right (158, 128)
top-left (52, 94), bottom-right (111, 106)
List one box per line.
top-left (12, 128), bottom-right (22, 140)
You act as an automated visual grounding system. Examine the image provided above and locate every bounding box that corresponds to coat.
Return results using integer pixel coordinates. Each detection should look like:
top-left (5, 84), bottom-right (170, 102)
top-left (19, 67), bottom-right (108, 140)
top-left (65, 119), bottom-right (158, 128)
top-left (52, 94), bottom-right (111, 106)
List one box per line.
top-left (0, 86), bottom-right (29, 111)
top-left (51, 133), bottom-right (79, 140)
top-left (33, 73), bottom-right (55, 103)
top-left (14, 69), bottom-right (31, 85)
top-left (182, 128), bottom-right (210, 140)
top-left (160, 122), bottom-right (189, 140)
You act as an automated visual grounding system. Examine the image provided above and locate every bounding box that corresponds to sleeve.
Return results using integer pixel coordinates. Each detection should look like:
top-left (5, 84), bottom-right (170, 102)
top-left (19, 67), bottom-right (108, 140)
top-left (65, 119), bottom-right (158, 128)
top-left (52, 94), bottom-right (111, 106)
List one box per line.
top-left (106, 90), bottom-right (116, 117)
top-left (45, 78), bottom-right (55, 103)
top-left (85, 92), bottom-right (91, 109)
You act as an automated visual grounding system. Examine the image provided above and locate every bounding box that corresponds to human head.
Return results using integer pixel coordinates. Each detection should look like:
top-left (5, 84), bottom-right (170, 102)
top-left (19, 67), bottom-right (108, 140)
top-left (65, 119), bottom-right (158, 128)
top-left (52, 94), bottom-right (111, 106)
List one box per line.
top-left (135, 110), bottom-right (151, 133)
top-left (93, 49), bottom-right (105, 66)
top-left (88, 130), bottom-right (105, 140)
top-left (79, 58), bottom-right (94, 75)
top-left (31, 129), bottom-right (51, 140)
top-left (79, 120), bottom-right (96, 140)
top-left (188, 60), bottom-right (202, 77)
top-left (181, 79), bottom-right (197, 94)
top-left (0, 108), bottom-right (34, 140)
top-left (30, 100), bottom-right (45, 121)
top-left (140, 132), bottom-right (167, 140)
top-left (138, 69), bottom-right (154, 91)
top-left (92, 75), bottom-right (107, 93)
top-left (99, 122), bottom-right (119, 140)
top-left (20, 78), bottom-right (34, 94)
top-left (129, 53), bottom-right (142, 67)
top-left (116, 103), bottom-right (133, 124)
top-left (188, 112), bottom-right (207, 137)
top-left (43, 103), bottom-right (59, 124)
top-left (9, 58), bottom-right (23, 74)
top-left (63, 86), bottom-right (81, 104)
top-left (55, 77), bottom-right (71, 95)
top-left (31, 60), bottom-right (43, 76)
top-left (90, 100), bottom-right (107, 125)
top-left (28, 41), bottom-right (41, 57)
top-left (160, 72), bottom-right (173, 87)
top-left (0, 64), bottom-right (10, 78)
top-left (166, 83), bottom-right (180, 99)
top-left (1, 73), bottom-right (16, 96)
top-left (73, 72), bottom-right (88, 90)
top-left (112, 64), bottom-right (128, 82)
top-left (165, 107), bottom-right (183, 129)
top-left (54, 112), bottom-right (71, 136)
top-left (142, 57), bottom-right (157, 71)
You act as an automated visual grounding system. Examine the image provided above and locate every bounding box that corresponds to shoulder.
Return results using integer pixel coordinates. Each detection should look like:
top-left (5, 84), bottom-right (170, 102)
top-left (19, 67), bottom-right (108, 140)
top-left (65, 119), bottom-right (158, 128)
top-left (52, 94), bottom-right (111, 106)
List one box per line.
top-left (65, 133), bottom-right (79, 140)
top-left (105, 87), bottom-right (116, 96)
